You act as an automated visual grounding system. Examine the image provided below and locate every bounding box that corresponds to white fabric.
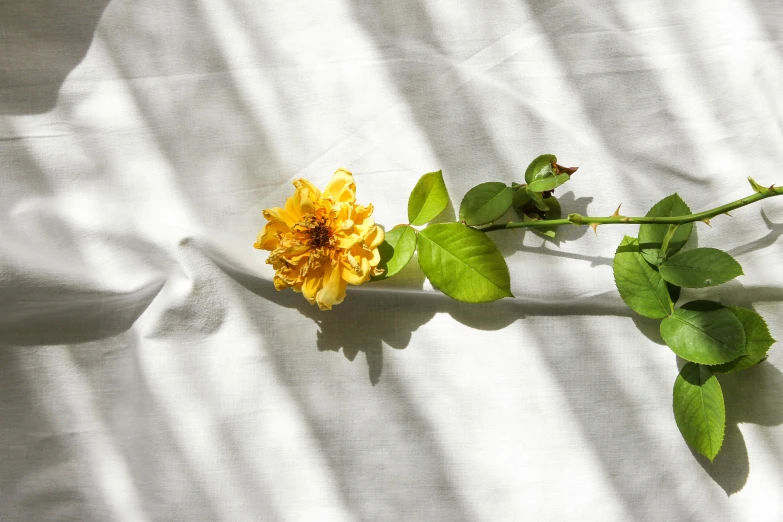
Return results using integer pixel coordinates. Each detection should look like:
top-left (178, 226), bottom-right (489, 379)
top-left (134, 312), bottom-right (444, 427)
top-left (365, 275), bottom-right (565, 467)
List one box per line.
top-left (2, 0), bottom-right (783, 520)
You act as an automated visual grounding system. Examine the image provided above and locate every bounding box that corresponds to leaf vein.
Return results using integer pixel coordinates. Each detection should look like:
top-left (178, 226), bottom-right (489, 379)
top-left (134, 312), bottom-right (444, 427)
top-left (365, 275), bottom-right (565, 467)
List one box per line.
top-left (421, 233), bottom-right (507, 292)
top-left (671, 315), bottom-right (735, 351)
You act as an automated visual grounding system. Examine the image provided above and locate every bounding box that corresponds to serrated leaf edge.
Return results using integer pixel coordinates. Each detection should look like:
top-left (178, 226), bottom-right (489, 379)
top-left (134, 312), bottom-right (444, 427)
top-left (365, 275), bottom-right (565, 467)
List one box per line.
top-left (674, 364), bottom-right (725, 462)
top-left (663, 308), bottom-right (747, 364)
top-left (460, 183), bottom-right (512, 225)
top-left (613, 236), bottom-right (672, 319)
top-left (374, 225), bottom-right (418, 281)
top-left (418, 225), bottom-right (513, 299)
top-left (710, 306), bottom-right (777, 373)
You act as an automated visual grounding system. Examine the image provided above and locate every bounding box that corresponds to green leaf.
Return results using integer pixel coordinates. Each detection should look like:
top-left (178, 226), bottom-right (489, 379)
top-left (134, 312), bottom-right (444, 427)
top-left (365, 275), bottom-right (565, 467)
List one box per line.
top-left (417, 223), bottom-right (513, 303)
top-left (371, 225), bottom-right (418, 281)
top-left (408, 171), bottom-right (449, 226)
top-left (534, 196), bottom-right (561, 239)
top-left (639, 194), bottom-right (693, 265)
top-left (459, 182), bottom-right (514, 226)
top-left (512, 186), bottom-right (532, 216)
top-left (527, 173), bottom-right (570, 193)
top-left (524, 154), bottom-right (557, 184)
top-left (673, 362), bottom-right (725, 462)
top-left (659, 224), bottom-right (680, 257)
top-left (660, 301), bottom-right (746, 364)
top-left (613, 236), bottom-right (673, 319)
top-left (712, 307), bottom-right (776, 374)
top-left (526, 187), bottom-right (549, 212)
top-left (659, 248), bottom-right (743, 288)
top-left (748, 176), bottom-right (766, 194)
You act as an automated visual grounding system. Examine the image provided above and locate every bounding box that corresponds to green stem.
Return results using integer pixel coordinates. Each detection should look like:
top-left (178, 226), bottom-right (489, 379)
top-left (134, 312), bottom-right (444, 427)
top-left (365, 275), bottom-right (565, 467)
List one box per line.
top-left (658, 224), bottom-right (679, 260)
top-left (480, 179), bottom-right (782, 232)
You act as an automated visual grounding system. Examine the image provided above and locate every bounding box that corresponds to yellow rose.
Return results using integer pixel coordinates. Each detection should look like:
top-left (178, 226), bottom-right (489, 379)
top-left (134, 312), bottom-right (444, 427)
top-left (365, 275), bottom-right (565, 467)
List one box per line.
top-left (254, 169), bottom-right (385, 310)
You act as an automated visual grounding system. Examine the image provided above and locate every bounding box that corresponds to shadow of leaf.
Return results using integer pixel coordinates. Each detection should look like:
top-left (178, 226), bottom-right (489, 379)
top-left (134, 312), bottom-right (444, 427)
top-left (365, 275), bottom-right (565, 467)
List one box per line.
top-left (631, 315), bottom-right (666, 345)
top-left (687, 362), bottom-right (783, 495)
top-left (549, 191), bottom-right (595, 243)
top-left (212, 200), bottom-right (781, 388)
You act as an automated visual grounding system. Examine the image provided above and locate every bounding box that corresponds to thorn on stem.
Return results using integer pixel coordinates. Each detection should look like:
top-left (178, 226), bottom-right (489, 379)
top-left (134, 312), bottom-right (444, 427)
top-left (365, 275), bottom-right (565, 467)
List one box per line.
top-left (590, 222), bottom-right (599, 235)
top-left (702, 218), bottom-right (712, 227)
top-left (611, 204), bottom-right (622, 217)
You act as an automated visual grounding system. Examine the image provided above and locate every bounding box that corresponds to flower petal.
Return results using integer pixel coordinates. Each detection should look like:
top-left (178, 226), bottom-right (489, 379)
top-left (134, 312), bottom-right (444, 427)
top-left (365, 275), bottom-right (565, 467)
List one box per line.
top-left (294, 178), bottom-right (322, 200)
top-left (316, 262), bottom-right (347, 310)
top-left (342, 256), bottom-right (371, 286)
top-left (351, 203), bottom-right (373, 223)
top-left (302, 270), bottom-right (323, 305)
top-left (363, 224), bottom-right (384, 249)
top-left (353, 218), bottom-right (376, 239)
top-left (294, 179), bottom-right (319, 215)
top-left (263, 207), bottom-right (296, 228)
top-left (284, 185), bottom-right (307, 222)
top-left (324, 169), bottom-right (356, 203)
top-left (255, 220), bottom-right (287, 250)
top-left (340, 254), bottom-right (366, 285)
top-left (335, 231), bottom-right (362, 249)
top-left (367, 245), bottom-right (381, 266)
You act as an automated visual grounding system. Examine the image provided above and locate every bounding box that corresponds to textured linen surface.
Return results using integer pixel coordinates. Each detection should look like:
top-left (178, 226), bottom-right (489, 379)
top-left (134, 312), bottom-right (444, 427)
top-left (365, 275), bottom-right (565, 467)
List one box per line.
top-left (2, 0), bottom-right (783, 520)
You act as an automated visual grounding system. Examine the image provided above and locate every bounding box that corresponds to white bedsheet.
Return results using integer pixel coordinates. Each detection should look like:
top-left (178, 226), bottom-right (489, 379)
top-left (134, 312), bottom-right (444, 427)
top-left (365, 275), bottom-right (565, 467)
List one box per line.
top-left (2, 0), bottom-right (783, 520)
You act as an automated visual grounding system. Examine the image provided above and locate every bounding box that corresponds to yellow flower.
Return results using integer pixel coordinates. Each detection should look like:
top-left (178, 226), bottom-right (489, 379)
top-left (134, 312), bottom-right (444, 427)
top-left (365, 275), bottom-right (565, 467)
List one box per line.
top-left (254, 169), bottom-right (385, 310)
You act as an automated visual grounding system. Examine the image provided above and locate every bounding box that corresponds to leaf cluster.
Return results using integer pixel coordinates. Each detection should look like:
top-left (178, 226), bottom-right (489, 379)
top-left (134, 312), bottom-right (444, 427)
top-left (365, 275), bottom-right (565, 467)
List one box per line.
top-left (370, 158), bottom-right (777, 463)
top-left (612, 194), bottom-right (776, 461)
top-left (373, 156), bottom-right (578, 301)
top-left (373, 170), bottom-right (513, 302)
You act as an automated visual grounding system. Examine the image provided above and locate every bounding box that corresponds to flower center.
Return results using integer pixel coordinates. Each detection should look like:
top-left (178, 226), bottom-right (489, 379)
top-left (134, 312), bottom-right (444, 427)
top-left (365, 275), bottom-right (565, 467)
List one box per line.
top-left (309, 222), bottom-right (332, 247)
